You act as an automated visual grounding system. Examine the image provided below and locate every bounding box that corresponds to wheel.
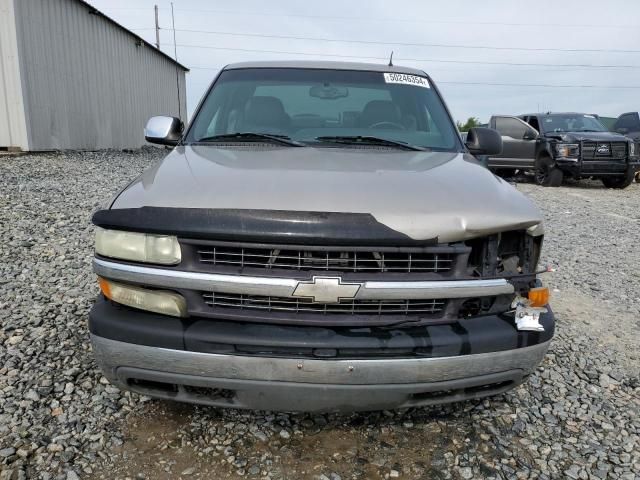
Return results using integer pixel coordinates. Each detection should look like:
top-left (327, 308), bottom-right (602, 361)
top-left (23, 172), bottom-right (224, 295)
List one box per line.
top-left (601, 168), bottom-right (635, 189)
top-left (534, 156), bottom-right (563, 187)
top-left (635, 171), bottom-right (640, 183)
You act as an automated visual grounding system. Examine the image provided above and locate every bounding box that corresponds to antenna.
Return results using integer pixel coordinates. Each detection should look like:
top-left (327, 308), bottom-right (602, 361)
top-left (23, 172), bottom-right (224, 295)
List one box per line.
top-left (388, 51), bottom-right (394, 67)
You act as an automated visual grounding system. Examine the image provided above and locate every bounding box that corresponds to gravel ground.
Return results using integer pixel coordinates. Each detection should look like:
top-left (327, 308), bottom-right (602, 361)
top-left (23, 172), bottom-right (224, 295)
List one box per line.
top-left (0, 150), bottom-right (639, 480)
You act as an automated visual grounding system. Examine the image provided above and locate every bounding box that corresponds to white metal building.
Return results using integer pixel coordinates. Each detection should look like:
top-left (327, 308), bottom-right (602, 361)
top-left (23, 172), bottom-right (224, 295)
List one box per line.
top-left (0, 0), bottom-right (188, 151)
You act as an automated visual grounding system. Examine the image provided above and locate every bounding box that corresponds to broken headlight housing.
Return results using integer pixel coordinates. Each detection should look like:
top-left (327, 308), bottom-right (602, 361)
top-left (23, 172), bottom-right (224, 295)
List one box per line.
top-left (463, 228), bottom-right (545, 318)
top-left (467, 227), bottom-right (543, 278)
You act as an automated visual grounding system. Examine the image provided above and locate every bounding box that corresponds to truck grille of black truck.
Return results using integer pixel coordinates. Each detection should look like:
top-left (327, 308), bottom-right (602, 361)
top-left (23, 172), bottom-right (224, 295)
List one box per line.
top-left (194, 245), bottom-right (454, 273)
top-left (202, 292), bottom-right (446, 315)
top-left (582, 141), bottom-right (627, 160)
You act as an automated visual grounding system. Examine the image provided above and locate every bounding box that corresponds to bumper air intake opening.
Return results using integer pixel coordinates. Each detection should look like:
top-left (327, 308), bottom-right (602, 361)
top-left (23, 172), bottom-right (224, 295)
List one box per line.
top-left (409, 379), bottom-right (517, 406)
top-left (182, 385), bottom-right (236, 401)
top-left (127, 378), bottom-right (178, 395)
top-left (124, 374), bottom-right (238, 405)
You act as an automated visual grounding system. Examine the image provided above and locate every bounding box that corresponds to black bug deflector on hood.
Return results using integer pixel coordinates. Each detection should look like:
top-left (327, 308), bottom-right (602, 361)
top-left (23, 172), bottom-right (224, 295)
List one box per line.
top-left (92, 208), bottom-right (435, 246)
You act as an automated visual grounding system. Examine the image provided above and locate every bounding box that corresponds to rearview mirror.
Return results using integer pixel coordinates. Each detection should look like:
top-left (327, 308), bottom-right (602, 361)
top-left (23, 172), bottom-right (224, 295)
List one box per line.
top-left (465, 127), bottom-right (502, 156)
top-left (144, 116), bottom-right (184, 146)
top-left (309, 84), bottom-right (349, 99)
top-left (616, 127), bottom-right (629, 135)
top-left (523, 128), bottom-right (538, 140)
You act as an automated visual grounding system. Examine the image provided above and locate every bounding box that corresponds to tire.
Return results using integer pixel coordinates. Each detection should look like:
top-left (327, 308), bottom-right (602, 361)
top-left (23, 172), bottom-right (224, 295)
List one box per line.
top-left (601, 168), bottom-right (635, 189)
top-left (535, 156), bottom-right (563, 187)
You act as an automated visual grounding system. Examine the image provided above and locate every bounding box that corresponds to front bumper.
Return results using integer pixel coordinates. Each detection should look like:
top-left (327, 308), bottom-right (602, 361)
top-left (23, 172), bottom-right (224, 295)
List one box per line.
top-left (556, 158), bottom-right (639, 177)
top-left (89, 298), bottom-right (554, 412)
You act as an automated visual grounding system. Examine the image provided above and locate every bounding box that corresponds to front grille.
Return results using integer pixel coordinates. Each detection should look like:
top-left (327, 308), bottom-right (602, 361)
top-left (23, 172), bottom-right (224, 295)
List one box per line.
top-left (582, 141), bottom-right (627, 160)
top-left (202, 292), bottom-right (446, 315)
top-left (195, 245), bottom-right (455, 273)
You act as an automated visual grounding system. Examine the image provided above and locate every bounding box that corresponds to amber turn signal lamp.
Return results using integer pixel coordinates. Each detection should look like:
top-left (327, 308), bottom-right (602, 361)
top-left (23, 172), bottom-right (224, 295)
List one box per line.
top-left (527, 287), bottom-right (550, 307)
top-left (98, 277), bottom-right (112, 299)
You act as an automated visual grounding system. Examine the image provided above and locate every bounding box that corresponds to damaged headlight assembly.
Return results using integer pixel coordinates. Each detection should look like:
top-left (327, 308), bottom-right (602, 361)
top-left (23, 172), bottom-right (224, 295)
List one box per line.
top-left (554, 143), bottom-right (579, 159)
top-left (95, 227), bottom-right (181, 265)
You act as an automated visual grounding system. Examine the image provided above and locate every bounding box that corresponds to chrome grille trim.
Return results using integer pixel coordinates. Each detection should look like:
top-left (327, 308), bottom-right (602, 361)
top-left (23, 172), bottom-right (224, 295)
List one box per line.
top-left (202, 292), bottom-right (446, 315)
top-left (93, 258), bottom-right (515, 300)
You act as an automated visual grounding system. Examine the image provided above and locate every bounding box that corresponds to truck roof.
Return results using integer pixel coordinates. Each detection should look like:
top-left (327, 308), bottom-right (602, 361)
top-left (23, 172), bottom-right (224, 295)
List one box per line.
top-left (223, 60), bottom-right (427, 76)
top-left (520, 112), bottom-right (598, 117)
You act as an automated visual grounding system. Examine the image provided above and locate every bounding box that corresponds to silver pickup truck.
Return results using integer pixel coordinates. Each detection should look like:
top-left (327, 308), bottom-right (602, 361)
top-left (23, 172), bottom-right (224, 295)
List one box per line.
top-left (89, 61), bottom-right (554, 412)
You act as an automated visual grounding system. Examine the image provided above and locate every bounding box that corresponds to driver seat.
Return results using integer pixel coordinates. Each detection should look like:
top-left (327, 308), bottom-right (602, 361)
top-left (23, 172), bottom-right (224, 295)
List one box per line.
top-left (358, 100), bottom-right (402, 128)
top-left (240, 96), bottom-right (291, 133)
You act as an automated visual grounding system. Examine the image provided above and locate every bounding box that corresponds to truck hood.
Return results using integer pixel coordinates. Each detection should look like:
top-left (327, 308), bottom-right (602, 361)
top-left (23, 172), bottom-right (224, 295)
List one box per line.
top-left (543, 131), bottom-right (629, 142)
top-left (111, 145), bottom-right (543, 243)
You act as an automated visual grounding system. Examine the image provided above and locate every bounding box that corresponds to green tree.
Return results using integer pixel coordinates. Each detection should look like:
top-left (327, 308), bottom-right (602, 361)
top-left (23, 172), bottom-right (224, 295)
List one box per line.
top-left (456, 117), bottom-right (482, 132)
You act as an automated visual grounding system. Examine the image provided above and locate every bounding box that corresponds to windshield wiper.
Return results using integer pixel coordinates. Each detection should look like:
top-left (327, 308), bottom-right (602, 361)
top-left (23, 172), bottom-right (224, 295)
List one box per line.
top-left (194, 132), bottom-right (305, 147)
top-left (314, 135), bottom-right (427, 151)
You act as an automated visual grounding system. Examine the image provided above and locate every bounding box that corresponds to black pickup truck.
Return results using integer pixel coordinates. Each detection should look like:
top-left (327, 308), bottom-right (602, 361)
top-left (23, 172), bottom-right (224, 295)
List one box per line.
top-left (613, 112), bottom-right (640, 143)
top-left (487, 112), bottom-right (638, 188)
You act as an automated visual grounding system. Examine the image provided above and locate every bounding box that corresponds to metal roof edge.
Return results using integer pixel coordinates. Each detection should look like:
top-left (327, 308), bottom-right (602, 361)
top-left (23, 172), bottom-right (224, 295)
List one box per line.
top-left (77, 0), bottom-right (189, 72)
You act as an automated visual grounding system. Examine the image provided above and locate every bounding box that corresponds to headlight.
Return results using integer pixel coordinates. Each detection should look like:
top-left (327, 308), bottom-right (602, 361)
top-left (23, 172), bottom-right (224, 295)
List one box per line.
top-left (630, 142), bottom-right (636, 157)
top-left (99, 278), bottom-right (187, 317)
top-left (95, 227), bottom-right (181, 265)
top-left (554, 143), bottom-right (580, 158)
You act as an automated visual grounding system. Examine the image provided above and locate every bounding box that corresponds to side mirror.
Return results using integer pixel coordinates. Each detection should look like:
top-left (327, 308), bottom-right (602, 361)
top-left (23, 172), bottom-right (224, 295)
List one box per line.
top-left (144, 116), bottom-right (184, 146)
top-left (465, 127), bottom-right (502, 156)
top-left (616, 127), bottom-right (629, 135)
top-left (523, 128), bottom-right (538, 140)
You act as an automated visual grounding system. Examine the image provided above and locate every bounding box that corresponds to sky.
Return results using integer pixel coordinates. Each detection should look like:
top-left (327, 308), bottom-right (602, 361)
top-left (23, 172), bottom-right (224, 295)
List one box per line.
top-left (87, 0), bottom-right (640, 124)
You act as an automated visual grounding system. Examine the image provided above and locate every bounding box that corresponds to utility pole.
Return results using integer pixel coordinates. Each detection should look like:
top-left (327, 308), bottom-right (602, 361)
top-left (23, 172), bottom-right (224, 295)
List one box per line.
top-left (154, 5), bottom-right (160, 49)
top-left (171, 2), bottom-right (182, 120)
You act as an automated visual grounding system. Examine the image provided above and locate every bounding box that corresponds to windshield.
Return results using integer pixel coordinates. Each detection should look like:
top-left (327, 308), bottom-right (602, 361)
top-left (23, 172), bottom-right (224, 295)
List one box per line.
top-left (540, 114), bottom-right (608, 133)
top-left (185, 68), bottom-right (461, 151)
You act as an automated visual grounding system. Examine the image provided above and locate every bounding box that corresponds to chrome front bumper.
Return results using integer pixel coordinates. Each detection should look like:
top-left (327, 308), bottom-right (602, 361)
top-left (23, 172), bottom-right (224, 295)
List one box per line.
top-left (93, 258), bottom-right (515, 301)
top-left (91, 334), bottom-right (550, 412)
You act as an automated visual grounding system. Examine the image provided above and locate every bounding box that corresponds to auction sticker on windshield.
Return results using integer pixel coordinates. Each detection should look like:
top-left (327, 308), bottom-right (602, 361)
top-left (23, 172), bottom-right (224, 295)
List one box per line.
top-left (383, 73), bottom-right (430, 88)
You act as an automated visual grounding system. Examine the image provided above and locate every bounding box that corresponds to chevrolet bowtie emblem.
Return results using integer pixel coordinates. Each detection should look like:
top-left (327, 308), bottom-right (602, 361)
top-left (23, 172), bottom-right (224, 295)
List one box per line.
top-left (292, 276), bottom-right (362, 303)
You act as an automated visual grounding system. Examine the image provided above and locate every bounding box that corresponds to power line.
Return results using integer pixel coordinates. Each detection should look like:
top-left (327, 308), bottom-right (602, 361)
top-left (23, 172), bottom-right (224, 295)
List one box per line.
top-left (186, 66), bottom-right (640, 89)
top-left (165, 28), bottom-right (640, 54)
top-left (438, 81), bottom-right (640, 89)
top-left (171, 43), bottom-right (640, 69)
top-left (111, 7), bottom-right (640, 30)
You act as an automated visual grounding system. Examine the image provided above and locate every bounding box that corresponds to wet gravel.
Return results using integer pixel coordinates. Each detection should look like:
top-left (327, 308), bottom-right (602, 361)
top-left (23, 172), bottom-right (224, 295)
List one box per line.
top-left (0, 150), bottom-right (639, 480)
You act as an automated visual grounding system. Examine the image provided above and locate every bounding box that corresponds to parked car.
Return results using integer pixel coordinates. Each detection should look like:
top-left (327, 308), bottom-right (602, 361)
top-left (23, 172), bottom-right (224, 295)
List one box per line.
top-left (89, 61), bottom-right (554, 412)
top-left (613, 112), bottom-right (640, 142)
top-left (488, 113), bottom-right (639, 188)
top-left (612, 112), bottom-right (640, 183)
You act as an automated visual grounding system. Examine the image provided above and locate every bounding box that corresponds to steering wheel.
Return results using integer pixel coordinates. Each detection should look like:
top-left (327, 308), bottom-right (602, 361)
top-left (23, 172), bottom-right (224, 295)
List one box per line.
top-left (368, 121), bottom-right (406, 130)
